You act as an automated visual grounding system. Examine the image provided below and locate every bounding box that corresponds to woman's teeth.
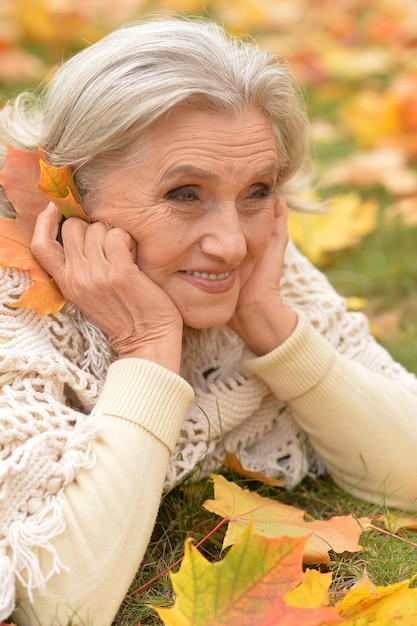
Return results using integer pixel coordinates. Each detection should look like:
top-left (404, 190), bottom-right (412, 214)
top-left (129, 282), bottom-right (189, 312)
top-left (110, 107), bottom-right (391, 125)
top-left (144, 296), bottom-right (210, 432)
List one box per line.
top-left (185, 271), bottom-right (231, 280)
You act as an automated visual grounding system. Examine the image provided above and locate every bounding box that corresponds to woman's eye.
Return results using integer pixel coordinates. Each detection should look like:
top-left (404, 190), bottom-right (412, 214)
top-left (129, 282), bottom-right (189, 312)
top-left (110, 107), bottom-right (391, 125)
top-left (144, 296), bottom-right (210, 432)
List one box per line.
top-left (166, 186), bottom-right (199, 202)
top-left (248, 184), bottom-right (274, 200)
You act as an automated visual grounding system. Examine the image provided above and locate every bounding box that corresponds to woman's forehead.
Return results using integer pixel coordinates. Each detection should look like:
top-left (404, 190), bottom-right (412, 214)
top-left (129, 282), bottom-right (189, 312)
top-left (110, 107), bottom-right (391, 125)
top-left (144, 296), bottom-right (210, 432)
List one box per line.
top-left (140, 106), bottom-right (278, 171)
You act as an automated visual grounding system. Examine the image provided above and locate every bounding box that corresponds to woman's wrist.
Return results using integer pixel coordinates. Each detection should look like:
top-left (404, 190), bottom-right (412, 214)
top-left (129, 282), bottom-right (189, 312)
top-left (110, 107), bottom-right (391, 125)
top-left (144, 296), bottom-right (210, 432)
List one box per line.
top-left (241, 305), bottom-right (298, 356)
top-left (117, 331), bottom-right (183, 374)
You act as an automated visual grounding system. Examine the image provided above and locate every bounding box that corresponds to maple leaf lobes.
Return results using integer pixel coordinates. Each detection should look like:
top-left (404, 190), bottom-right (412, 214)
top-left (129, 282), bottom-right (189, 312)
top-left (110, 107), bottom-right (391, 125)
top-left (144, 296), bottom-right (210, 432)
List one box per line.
top-left (154, 524), bottom-right (340, 626)
top-left (203, 474), bottom-right (370, 564)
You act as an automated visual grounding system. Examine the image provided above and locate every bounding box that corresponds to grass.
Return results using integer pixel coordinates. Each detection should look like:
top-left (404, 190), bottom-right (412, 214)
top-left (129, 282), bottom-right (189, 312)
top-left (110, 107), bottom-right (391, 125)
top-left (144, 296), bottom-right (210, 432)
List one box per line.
top-left (324, 212), bottom-right (417, 374)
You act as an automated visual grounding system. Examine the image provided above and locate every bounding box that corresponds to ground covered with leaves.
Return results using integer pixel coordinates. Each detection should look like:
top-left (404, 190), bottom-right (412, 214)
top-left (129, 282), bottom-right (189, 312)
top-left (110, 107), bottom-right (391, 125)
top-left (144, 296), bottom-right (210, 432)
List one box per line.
top-left (1, 0), bottom-right (417, 625)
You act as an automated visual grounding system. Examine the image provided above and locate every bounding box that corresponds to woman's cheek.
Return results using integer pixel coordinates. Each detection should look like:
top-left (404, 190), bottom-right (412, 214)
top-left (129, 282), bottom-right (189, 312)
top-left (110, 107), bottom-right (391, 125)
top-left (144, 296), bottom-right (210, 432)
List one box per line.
top-left (250, 211), bottom-right (275, 257)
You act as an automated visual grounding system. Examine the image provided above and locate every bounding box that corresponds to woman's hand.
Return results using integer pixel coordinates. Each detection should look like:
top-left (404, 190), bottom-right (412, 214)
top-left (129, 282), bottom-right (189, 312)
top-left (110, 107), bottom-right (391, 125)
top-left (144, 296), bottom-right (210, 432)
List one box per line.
top-left (227, 197), bottom-right (298, 355)
top-left (31, 203), bottom-right (183, 372)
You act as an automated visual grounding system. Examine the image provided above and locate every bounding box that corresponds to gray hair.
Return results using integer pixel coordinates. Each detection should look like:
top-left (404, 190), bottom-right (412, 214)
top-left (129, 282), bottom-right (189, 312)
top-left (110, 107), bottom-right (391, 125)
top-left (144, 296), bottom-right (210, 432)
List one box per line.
top-left (0, 16), bottom-right (311, 213)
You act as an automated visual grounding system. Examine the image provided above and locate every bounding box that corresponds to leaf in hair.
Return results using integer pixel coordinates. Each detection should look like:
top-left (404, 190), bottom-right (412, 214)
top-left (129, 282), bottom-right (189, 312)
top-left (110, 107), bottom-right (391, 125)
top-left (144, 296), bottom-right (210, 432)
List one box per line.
top-left (37, 160), bottom-right (90, 220)
top-left (0, 144), bottom-right (88, 314)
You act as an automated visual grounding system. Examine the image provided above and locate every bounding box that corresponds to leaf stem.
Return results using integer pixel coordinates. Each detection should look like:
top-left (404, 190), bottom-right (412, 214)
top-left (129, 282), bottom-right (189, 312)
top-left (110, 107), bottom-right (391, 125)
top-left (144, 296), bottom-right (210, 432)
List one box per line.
top-left (365, 523), bottom-right (417, 548)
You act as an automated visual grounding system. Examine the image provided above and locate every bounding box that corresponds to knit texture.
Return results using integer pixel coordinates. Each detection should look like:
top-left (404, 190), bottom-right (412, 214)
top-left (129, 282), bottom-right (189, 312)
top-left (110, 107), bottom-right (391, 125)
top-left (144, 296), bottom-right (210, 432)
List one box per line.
top-left (1, 241), bottom-right (417, 618)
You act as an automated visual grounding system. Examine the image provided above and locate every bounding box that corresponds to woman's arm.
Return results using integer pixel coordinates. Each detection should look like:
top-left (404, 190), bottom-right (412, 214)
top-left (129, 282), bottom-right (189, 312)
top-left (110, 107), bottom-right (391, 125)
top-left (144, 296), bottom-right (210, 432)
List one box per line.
top-left (227, 198), bottom-right (417, 510)
top-left (7, 204), bottom-right (191, 625)
top-left (14, 358), bottom-right (194, 626)
top-left (244, 312), bottom-right (417, 511)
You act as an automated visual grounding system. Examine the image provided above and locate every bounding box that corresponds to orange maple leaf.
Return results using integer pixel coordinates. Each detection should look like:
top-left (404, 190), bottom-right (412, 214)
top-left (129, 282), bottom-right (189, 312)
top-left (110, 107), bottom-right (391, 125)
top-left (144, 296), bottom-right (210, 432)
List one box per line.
top-left (203, 474), bottom-right (370, 564)
top-left (221, 450), bottom-right (285, 487)
top-left (0, 144), bottom-right (89, 315)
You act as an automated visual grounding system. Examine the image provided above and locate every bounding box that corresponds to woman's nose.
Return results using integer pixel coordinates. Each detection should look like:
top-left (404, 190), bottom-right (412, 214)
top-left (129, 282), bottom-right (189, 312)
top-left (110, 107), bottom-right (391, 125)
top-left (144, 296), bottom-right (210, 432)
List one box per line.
top-left (199, 202), bottom-right (247, 263)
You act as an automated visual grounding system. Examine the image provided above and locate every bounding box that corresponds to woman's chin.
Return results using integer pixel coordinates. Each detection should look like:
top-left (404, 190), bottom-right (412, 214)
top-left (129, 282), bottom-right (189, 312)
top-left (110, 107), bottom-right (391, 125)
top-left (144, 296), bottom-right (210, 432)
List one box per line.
top-left (181, 309), bottom-right (234, 330)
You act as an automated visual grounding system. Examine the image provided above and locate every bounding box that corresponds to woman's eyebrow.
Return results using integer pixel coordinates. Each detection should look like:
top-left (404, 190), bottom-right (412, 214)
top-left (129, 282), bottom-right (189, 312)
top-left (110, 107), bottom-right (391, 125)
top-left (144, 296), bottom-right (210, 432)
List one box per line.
top-left (163, 163), bottom-right (278, 183)
top-left (164, 165), bottom-right (221, 183)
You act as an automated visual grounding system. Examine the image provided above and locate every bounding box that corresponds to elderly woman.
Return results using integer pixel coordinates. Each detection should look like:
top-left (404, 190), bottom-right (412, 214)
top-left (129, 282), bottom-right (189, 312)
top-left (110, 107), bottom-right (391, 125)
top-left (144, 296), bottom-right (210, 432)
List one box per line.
top-left (0, 15), bottom-right (416, 626)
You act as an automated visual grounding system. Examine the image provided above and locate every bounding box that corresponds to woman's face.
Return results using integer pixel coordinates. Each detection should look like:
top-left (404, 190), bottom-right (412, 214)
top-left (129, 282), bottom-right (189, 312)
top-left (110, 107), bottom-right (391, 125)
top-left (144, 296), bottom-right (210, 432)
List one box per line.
top-left (87, 106), bottom-right (280, 329)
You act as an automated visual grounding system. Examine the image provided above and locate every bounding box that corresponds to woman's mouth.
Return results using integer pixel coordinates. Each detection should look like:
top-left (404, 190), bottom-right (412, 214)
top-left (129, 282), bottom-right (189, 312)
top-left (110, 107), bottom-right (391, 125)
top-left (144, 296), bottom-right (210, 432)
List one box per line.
top-left (183, 270), bottom-right (232, 281)
top-left (178, 269), bottom-right (237, 293)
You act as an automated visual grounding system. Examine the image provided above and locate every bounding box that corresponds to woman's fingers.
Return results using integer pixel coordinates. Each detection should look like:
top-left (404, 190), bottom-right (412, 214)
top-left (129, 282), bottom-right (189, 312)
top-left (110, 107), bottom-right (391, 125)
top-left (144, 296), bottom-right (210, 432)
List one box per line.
top-left (103, 227), bottom-right (137, 265)
top-left (31, 203), bottom-right (66, 277)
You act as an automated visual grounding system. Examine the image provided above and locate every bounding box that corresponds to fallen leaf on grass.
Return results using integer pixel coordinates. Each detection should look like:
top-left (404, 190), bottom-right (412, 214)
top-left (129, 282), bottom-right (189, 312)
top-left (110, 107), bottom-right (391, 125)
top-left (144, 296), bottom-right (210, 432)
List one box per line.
top-left (153, 523), bottom-right (340, 626)
top-left (385, 197), bottom-right (417, 227)
top-left (288, 192), bottom-right (378, 266)
top-left (374, 512), bottom-right (417, 533)
top-left (220, 450), bottom-right (285, 487)
top-left (322, 148), bottom-right (417, 196)
top-left (285, 568), bottom-right (333, 609)
top-left (203, 474), bottom-right (370, 564)
top-left (336, 575), bottom-right (417, 625)
top-left (0, 48), bottom-right (46, 82)
top-left (369, 311), bottom-right (400, 340)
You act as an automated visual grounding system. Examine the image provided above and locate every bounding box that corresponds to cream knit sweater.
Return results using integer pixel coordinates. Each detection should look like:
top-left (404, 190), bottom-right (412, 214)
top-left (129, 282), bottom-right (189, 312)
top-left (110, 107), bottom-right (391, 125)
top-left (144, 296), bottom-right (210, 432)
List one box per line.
top-left (2, 241), bottom-right (417, 625)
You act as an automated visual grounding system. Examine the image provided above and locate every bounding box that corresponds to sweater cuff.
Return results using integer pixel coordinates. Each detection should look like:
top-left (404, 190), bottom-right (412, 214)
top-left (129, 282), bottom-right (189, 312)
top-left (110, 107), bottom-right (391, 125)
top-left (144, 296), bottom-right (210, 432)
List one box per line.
top-left (95, 359), bottom-right (194, 453)
top-left (243, 312), bottom-right (336, 401)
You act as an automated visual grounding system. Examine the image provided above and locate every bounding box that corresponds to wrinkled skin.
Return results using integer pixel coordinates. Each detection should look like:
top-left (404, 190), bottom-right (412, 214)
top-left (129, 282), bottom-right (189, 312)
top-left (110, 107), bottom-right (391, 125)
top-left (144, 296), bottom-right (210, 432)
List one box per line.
top-left (32, 106), bottom-right (297, 372)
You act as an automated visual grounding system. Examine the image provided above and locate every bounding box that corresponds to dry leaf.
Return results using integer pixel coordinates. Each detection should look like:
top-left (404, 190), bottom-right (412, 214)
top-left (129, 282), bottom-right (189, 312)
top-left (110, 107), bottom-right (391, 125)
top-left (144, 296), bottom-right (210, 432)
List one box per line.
top-left (285, 568), bottom-right (333, 609)
top-left (153, 523), bottom-right (340, 626)
top-left (0, 145), bottom-right (89, 314)
top-left (37, 160), bottom-right (89, 220)
top-left (0, 48), bottom-right (45, 82)
top-left (385, 197), bottom-right (417, 227)
top-left (203, 474), bottom-right (370, 564)
top-left (220, 450), bottom-right (285, 487)
top-left (322, 149), bottom-right (417, 196)
top-left (288, 193), bottom-right (378, 266)
top-left (336, 576), bottom-right (417, 625)
top-left (374, 513), bottom-right (417, 533)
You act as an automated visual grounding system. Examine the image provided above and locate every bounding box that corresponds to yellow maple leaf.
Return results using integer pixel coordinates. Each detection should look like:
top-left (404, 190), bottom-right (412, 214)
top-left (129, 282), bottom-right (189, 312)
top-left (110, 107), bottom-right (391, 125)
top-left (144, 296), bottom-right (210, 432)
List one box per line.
top-left (336, 576), bottom-right (417, 625)
top-left (285, 568), bottom-right (333, 609)
top-left (288, 192), bottom-right (378, 265)
top-left (203, 474), bottom-right (370, 564)
top-left (340, 90), bottom-right (400, 148)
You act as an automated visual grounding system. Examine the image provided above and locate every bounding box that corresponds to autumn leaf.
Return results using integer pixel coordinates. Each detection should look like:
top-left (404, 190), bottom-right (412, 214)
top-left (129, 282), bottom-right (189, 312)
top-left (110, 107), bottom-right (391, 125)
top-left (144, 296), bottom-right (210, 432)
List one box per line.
top-left (0, 145), bottom-right (66, 313)
top-left (203, 474), bottom-right (370, 564)
top-left (0, 145), bottom-right (48, 213)
top-left (288, 192), bottom-right (378, 266)
top-left (153, 523), bottom-right (340, 626)
top-left (322, 149), bottom-right (417, 196)
top-left (37, 160), bottom-right (90, 220)
top-left (336, 575), bottom-right (417, 625)
top-left (0, 47), bottom-right (46, 83)
top-left (385, 197), bottom-right (417, 227)
top-left (285, 568), bottom-right (333, 609)
top-left (220, 450), bottom-right (285, 487)
top-left (339, 90), bottom-right (400, 149)
top-left (374, 512), bottom-right (417, 533)
top-left (0, 145), bottom-right (89, 314)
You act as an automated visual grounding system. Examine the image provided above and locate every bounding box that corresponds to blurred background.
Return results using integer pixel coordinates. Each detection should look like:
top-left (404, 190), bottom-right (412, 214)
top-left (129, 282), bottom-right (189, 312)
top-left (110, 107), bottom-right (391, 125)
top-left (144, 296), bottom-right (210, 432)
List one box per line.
top-left (1, 0), bottom-right (416, 370)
